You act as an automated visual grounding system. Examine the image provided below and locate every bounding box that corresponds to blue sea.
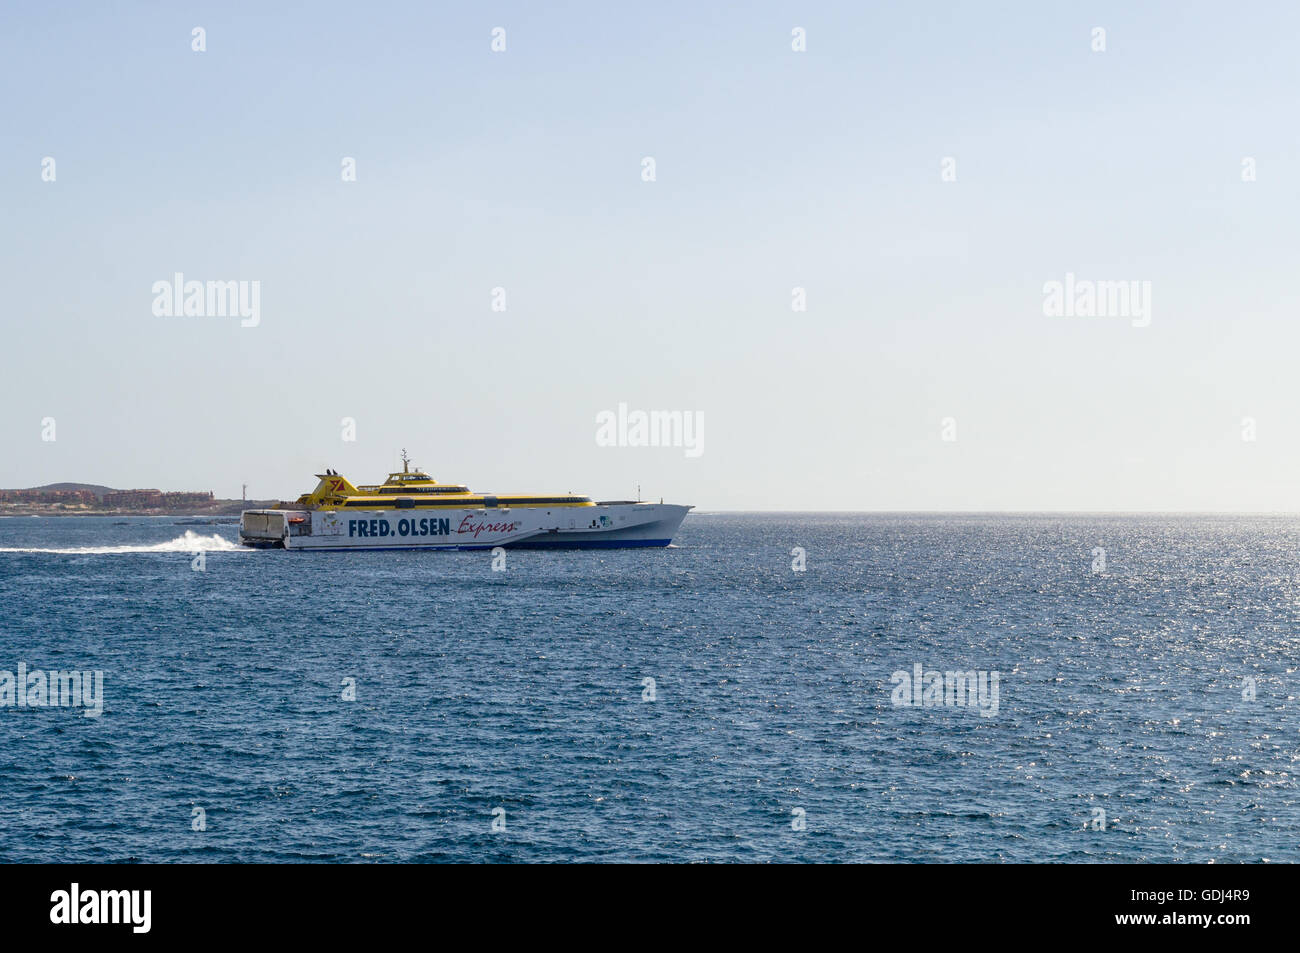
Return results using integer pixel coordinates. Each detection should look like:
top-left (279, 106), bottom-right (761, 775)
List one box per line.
top-left (0, 513), bottom-right (1296, 863)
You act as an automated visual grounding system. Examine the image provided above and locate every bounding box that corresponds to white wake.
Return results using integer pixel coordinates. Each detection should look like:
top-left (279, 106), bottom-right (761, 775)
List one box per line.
top-left (0, 530), bottom-right (246, 555)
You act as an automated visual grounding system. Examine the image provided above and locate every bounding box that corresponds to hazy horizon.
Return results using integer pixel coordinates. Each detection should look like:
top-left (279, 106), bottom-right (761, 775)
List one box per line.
top-left (4, 1), bottom-right (1298, 512)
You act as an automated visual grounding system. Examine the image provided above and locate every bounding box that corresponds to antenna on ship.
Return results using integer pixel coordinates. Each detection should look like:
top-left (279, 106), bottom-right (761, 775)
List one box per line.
top-left (401, 448), bottom-right (410, 474)
top-left (637, 483), bottom-right (641, 503)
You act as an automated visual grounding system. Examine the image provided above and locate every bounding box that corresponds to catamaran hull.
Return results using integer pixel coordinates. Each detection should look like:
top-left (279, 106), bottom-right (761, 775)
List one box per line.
top-left (239, 502), bottom-right (690, 551)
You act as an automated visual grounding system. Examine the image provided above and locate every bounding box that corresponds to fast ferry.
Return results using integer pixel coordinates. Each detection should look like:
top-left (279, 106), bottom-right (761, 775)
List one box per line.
top-left (238, 453), bottom-right (691, 551)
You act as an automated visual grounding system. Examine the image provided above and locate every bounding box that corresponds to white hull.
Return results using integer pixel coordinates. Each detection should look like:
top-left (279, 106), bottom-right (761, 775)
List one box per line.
top-left (240, 502), bottom-right (690, 551)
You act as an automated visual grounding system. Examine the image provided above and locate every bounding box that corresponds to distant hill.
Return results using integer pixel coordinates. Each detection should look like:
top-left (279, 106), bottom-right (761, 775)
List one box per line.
top-left (26, 482), bottom-right (118, 500)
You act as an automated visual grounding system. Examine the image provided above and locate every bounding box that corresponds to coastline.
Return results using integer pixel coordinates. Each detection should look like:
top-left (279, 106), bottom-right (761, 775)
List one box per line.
top-left (0, 500), bottom-right (277, 518)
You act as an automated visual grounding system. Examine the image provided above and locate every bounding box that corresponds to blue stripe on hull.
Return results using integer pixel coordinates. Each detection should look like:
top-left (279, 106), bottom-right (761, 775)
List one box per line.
top-left (498, 538), bottom-right (671, 550)
top-left (256, 539), bottom-right (674, 552)
top-left (282, 545), bottom-right (462, 552)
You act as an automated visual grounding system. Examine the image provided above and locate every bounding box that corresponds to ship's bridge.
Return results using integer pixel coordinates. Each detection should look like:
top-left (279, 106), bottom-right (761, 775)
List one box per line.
top-left (385, 471), bottom-right (434, 483)
top-left (356, 470), bottom-right (472, 495)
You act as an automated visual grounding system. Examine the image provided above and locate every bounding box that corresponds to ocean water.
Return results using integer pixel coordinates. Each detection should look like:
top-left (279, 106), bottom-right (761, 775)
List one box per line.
top-left (0, 513), bottom-right (1296, 863)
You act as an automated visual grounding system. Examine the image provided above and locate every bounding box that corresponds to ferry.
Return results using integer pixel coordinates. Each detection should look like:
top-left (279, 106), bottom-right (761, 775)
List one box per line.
top-left (238, 453), bottom-right (691, 551)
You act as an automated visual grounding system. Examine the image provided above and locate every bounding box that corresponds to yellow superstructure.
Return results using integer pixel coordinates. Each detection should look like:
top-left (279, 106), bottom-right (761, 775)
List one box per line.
top-left (283, 453), bottom-right (595, 511)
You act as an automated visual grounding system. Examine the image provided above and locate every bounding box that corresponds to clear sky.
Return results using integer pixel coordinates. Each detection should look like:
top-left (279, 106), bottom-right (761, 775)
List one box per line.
top-left (3, 1), bottom-right (1298, 510)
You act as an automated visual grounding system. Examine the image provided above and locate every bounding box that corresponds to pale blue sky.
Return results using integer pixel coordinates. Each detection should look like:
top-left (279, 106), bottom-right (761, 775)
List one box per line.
top-left (3, 1), bottom-right (1298, 510)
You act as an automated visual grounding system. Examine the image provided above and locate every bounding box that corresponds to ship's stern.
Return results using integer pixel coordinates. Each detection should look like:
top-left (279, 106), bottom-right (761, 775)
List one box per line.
top-left (238, 510), bottom-right (287, 547)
